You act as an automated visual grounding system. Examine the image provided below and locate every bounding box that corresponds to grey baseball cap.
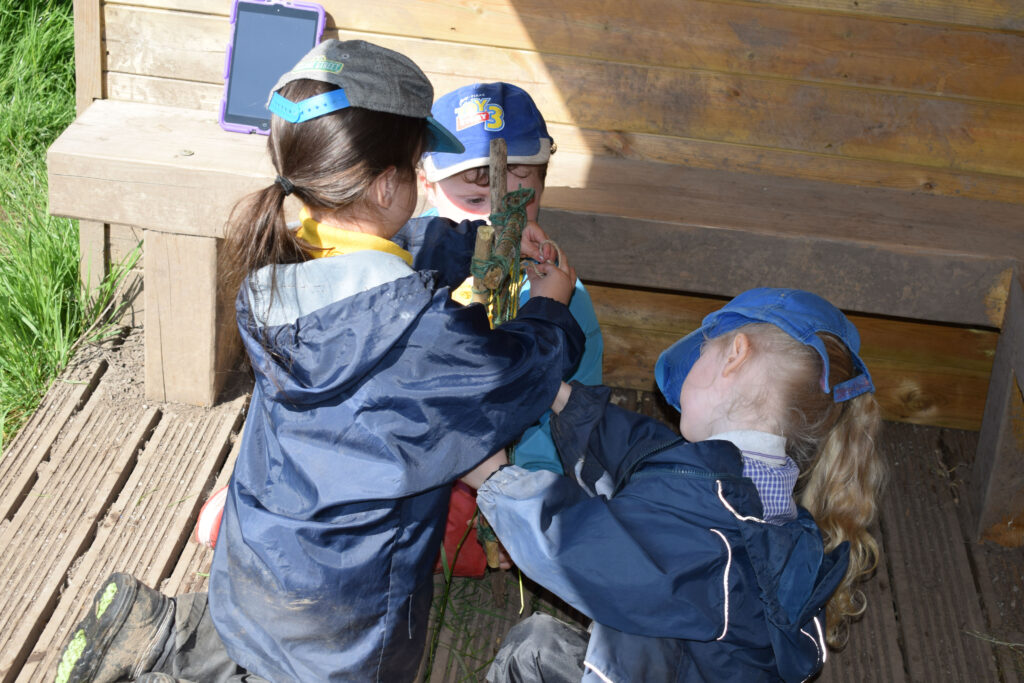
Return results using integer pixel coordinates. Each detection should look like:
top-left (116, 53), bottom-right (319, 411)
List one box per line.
top-left (267, 39), bottom-right (463, 154)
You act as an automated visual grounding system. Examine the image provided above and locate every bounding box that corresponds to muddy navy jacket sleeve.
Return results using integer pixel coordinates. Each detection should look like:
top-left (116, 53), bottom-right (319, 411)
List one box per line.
top-left (478, 460), bottom-right (735, 640)
top-left (480, 384), bottom-right (766, 640)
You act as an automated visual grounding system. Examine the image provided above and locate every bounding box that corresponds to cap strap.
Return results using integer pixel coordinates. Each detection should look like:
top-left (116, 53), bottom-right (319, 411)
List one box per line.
top-left (268, 89), bottom-right (351, 124)
top-left (832, 374), bottom-right (874, 403)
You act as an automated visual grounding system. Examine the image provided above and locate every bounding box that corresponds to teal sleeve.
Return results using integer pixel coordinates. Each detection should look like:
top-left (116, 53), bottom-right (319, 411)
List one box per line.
top-left (513, 279), bottom-right (604, 473)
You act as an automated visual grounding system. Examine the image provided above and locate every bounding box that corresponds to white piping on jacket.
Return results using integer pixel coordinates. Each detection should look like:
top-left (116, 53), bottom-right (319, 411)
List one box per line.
top-left (798, 616), bottom-right (828, 682)
top-left (583, 661), bottom-right (616, 682)
top-left (710, 528), bottom-right (731, 641)
top-left (716, 480), bottom-right (766, 524)
top-left (800, 615), bottom-right (827, 663)
top-left (716, 480), bottom-right (829, 679)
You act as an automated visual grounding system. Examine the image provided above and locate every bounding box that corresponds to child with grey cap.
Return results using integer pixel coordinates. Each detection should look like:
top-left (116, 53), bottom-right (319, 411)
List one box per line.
top-left (55, 39), bottom-right (585, 683)
top-left (475, 288), bottom-right (887, 682)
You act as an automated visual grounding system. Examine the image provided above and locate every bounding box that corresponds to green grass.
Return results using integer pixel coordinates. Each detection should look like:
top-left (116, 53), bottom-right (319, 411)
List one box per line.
top-left (0, 0), bottom-right (132, 449)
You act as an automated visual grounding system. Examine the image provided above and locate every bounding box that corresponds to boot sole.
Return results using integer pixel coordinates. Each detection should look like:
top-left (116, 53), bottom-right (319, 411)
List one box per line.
top-left (54, 573), bottom-right (139, 683)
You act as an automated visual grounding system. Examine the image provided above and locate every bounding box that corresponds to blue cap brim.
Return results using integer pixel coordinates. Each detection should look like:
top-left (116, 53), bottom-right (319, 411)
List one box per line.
top-left (426, 116), bottom-right (464, 154)
top-left (657, 288), bottom-right (875, 411)
top-left (655, 327), bottom-right (706, 411)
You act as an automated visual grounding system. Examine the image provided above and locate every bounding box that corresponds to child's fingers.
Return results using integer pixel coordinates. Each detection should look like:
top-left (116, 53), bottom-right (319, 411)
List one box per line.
top-left (520, 221), bottom-right (548, 261)
top-left (537, 239), bottom-right (563, 267)
top-left (526, 262), bottom-right (552, 280)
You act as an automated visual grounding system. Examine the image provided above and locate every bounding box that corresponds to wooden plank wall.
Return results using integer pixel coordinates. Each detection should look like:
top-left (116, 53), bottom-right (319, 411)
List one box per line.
top-left (95, 0), bottom-right (1024, 202)
top-left (78, 0), bottom-right (1023, 428)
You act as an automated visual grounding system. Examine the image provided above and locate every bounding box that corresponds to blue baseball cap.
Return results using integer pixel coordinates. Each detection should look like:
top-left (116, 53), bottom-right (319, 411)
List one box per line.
top-left (655, 288), bottom-right (874, 411)
top-left (267, 40), bottom-right (464, 154)
top-left (421, 82), bottom-right (553, 182)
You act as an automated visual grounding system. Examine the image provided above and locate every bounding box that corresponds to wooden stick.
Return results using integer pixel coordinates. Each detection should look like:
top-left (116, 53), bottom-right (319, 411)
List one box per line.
top-left (489, 138), bottom-right (507, 216)
top-left (470, 225), bottom-right (494, 305)
top-left (470, 138), bottom-right (507, 304)
top-left (483, 138), bottom-right (523, 290)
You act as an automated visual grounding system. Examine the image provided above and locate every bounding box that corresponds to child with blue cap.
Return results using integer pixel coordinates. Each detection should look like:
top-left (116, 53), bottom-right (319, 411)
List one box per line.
top-left (420, 82), bottom-right (605, 577)
top-left (420, 81), bottom-right (604, 425)
top-left (477, 287), bottom-right (887, 682)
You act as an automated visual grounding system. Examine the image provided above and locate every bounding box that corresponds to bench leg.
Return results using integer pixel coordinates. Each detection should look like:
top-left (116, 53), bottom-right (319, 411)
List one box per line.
top-left (79, 219), bottom-right (108, 293)
top-left (144, 230), bottom-right (239, 406)
top-left (972, 269), bottom-right (1024, 546)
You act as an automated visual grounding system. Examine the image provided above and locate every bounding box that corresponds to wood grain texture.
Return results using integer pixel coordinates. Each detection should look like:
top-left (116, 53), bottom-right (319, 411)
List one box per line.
top-left (741, 0), bottom-right (1024, 32)
top-left (110, 0), bottom-right (1024, 32)
top-left (324, 0), bottom-right (1024, 103)
top-left (0, 396), bottom-right (159, 683)
top-left (0, 363), bottom-right (106, 522)
top-left (97, 71), bottom-right (1024, 204)
top-left (973, 273), bottom-right (1024, 544)
top-left (98, 7), bottom-right (1024, 179)
top-left (17, 397), bottom-right (245, 682)
top-left (72, 0), bottom-right (102, 114)
top-left (144, 231), bottom-right (220, 405)
top-left (879, 422), bottom-right (1001, 681)
top-left (539, 201), bottom-right (1019, 328)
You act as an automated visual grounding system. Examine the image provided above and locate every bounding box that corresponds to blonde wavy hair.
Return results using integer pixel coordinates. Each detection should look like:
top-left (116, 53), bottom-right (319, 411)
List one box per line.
top-left (710, 323), bottom-right (886, 649)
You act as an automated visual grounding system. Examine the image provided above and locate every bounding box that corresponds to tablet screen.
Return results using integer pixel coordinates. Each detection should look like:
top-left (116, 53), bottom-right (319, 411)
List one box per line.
top-left (221, 1), bottom-right (324, 134)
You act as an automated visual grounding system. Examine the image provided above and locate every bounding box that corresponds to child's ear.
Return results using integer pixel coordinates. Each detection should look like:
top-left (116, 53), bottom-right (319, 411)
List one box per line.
top-left (373, 166), bottom-right (399, 209)
top-left (721, 332), bottom-right (752, 377)
top-left (420, 175), bottom-right (439, 207)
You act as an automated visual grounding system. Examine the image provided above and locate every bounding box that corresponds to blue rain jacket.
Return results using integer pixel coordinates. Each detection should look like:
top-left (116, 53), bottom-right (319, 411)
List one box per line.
top-left (478, 383), bottom-right (849, 683)
top-left (208, 217), bottom-right (584, 682)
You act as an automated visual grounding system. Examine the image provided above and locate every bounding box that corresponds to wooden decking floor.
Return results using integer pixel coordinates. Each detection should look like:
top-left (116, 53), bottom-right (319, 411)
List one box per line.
top-left (1, 327), bottom-right (1021, 682)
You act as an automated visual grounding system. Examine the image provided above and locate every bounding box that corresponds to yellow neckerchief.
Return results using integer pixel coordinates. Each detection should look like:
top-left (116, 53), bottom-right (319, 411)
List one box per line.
top-left (297, 206), bottom-right (413, 266)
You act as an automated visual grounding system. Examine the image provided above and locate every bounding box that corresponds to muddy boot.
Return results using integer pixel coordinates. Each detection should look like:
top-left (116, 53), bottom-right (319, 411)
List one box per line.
top-left (54, 572), bottom-right (174, 683)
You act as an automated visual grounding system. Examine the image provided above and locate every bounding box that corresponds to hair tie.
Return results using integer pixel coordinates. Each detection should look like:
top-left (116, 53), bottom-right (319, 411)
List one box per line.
top-left (275, 175), bottom-right (295, 196)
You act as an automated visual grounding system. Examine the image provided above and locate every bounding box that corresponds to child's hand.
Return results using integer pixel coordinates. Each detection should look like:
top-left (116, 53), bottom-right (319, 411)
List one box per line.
top-left (525, 255), bottom-right (576, 306)
top-left (519, 220), bottom-right (551, 262)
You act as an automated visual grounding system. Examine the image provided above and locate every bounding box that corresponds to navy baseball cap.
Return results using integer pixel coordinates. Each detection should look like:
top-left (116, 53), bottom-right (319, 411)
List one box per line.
top-left (421, 82), bottom-right (553, 182)
top-left (267, 40), bottom-right (464, 154)
top-left (655, 288), bottom-right (874, 411)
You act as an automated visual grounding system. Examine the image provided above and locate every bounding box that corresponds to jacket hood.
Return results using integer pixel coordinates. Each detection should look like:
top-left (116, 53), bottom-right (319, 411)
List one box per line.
top-left (237, 252), bottom-right (433, 405)
top-left (737, 507), bottom-right (849, 680)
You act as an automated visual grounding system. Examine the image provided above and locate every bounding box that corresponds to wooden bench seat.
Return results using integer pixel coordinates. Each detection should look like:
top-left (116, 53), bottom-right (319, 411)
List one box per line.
top-left (50, 98), bottom-right (1023, 328)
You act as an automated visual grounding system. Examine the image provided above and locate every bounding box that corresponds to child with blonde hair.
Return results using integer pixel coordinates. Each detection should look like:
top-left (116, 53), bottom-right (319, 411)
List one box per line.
top-left (478, 287), bottom-right (886, 682)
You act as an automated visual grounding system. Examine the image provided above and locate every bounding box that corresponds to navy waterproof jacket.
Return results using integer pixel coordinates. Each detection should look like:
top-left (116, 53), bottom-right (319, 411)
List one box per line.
top-left (208, 217), bottom-right (584, 682)
top-left (478, 383), bottom-right (849, 682)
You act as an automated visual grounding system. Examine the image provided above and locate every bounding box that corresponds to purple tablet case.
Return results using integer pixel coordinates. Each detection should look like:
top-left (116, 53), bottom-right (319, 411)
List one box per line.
top-left (220, 0), bottom-right (326, 135)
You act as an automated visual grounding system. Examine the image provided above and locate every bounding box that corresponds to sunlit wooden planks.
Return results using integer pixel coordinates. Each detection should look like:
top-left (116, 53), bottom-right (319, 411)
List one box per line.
top-left (101, 5), bottom-right (1024, 185)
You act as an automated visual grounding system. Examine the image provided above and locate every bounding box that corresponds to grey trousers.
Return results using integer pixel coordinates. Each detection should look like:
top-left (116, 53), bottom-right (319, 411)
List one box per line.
top-left (486, 612), bottom-right (589, 683)
top-left (137, 592), bottom-right (268, 683)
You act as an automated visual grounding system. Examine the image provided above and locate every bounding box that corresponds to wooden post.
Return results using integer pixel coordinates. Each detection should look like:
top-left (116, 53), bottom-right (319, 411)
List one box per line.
top-left (972, 268), bottom-right (1024, 546)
